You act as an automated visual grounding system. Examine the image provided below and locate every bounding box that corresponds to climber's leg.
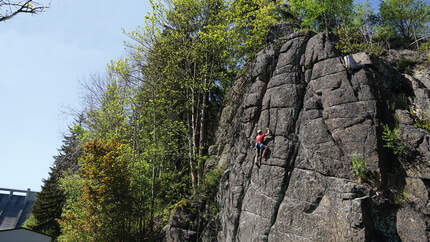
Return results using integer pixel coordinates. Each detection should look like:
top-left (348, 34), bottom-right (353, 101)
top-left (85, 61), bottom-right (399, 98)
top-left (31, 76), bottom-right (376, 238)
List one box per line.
top-left (261, 146), bottom-right (268, 159)
top-left (255, 143), bottom-right (261, 166)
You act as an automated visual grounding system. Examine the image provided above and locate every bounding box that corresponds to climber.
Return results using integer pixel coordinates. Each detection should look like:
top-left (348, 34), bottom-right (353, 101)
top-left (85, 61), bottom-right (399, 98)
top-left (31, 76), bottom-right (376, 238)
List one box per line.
top-left (255, 128), bottom-right (270, 167)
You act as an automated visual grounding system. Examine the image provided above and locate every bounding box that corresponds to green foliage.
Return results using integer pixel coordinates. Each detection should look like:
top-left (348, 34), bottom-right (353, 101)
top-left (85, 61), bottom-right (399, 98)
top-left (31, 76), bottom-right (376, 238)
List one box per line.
top-left (379, 0), bottom-right (430, 43)
top-left (81, 138), bottom-right (132, 241)
top-left (26, 171), bottom-right (63, 238)
top-left (200, 165), bottom-right (226, 212)
top-left (287, 0), bottom-right (354, 32)
top-left (396, 56), bottom-right (415, 74)
top-left (414, 117), bottom-right (430, 131)
top-left (57, 173), bottom-right (91, 242)
top-left (59, 138), bottom-right (133, 241)
top-left (227, 0), bottom-right (277, 62)
top-left (85, 80), bottom-right (132, 140)
top-left (22, 214), bottom-right (37, 230)
top-left (382, 124), bottom-right (406, 156)
top-left (334, 0), bottom-right (386, 55)
top-left (419, 41), bottom-right (430, 52)
top-left (335, 27), bottom-right (386, 55)
top-left (25, 124), bottom-right (83, 239)
top-left (121, 0), bottom-right (277, 198)
top-left (418, 41), bottom-right (430, 64)
top-left (390, 93), bottom-right (409, 112)
top-left (410, 106), bottom-right (430, 131)
top-left (373, 24), bottom-right (398, 49)
top-left (391, 186), bottom-right (408, 205)
top-left (350, 154), bottom-right (368, 181)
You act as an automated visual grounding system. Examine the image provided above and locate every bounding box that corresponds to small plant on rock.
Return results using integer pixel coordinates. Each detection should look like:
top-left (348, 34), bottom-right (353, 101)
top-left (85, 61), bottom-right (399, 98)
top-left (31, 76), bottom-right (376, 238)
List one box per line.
top-left (391, 186), bottom-right (408, 205)
top-left (418, 41), bottom-right (430, 66)
top-left (410, 106), bottom-right (430, 131)
top-left (350, 154), bottom-right (368, 182)
top-left (382, 124), bottom-right (405, 156)
top-left (390, 93), bottom-right (409, 112)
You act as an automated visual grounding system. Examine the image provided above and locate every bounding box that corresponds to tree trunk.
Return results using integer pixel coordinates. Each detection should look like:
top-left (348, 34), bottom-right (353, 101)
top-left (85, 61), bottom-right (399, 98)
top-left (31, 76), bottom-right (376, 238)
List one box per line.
top-left (190, 87), bottom-right (198, 195)
top-left (150, 83), bottom-right (156, 234)
top-left (198, 93), bottom-right (208, 188)
top-left (150, 164), bottom-right (155, 234)
top-left (412, 24), bottom-right (419, 49)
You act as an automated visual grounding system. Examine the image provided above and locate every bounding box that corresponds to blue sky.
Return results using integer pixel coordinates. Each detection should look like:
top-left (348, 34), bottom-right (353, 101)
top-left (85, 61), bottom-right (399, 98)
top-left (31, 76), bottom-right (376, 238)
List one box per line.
top-left (0, 0), bottom-right (150, 191)
top-left (359, 0), bottom-right (381, 11)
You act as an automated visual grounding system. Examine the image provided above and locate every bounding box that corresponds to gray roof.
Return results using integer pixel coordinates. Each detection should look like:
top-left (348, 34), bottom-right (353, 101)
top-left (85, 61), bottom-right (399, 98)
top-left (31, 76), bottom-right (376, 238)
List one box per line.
top-left (0, 188), bottom-right (37, 230)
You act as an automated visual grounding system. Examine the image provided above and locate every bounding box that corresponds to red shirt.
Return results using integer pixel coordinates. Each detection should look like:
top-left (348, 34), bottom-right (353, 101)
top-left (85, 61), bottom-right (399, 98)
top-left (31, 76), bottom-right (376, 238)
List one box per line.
top-left (255, 133), bottom-right (267, 143)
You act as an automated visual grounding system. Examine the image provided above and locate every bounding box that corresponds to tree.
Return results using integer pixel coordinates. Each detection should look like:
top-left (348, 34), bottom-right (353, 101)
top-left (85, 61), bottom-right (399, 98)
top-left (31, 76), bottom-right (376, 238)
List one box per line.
top-left (56, 0), bottom-right (279, 239)
top-left (24, 169), bottom-right (63, 238)
top-left (351, 0), bottom-right (378, 44)
top-left (287, 0), bottom-right (354, 32)
top-left (59, 138), bottom-right (133, 242)
top-left (57, 173), bottom-right (92, 242)
top-left (24, 123), bottom-right (83, 239)
top-left (380, 0), bottom-right (430, 46)
top-left (122, 0), bottom-right (225, 196)
top-left (122, 0), bottom-right (277, 196)
top-left (335, 0), bottom-right (384, 55)
top-left (0, 0), bottom-right (47, 22)
top-left (227, 0), bottom-right (277, 62)
top-left (84, 79), bottom-right (132, 140)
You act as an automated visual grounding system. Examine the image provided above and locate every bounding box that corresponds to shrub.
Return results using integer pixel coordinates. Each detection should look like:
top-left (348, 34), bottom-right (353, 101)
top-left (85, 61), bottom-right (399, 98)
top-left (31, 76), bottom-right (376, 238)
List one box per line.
top-left (382, 124), bottom-right (405, 156)
top-left (414, 117), bottom-right (430, 131)
top-left (418, 41), bottom-right (430, 64)
top-left (200, 165), bottom-right (226, 214)
top-left (350, 154), bottom-right (368, 181)
top-left (390, 93), bottom-right (409, 112)
top-left (396, 56), bottom-right (415, 74)
top-left (391, 186), bottom-right (408, 205)
top-left (335, 27), bottom-right (385, 56)
top-left (410, 106), bottom-right (430, 131)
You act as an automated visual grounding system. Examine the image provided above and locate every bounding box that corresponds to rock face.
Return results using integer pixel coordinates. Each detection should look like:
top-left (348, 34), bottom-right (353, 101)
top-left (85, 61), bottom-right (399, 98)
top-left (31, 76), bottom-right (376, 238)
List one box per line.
top-left (210, 31), bottom-right (430, 241)
top-left (163, 200), bottom-right (200, 242)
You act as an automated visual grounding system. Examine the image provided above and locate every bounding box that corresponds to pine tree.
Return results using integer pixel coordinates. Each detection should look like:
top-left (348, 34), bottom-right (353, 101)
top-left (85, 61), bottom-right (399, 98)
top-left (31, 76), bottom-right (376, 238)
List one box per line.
top-left (25, 123), bottom-right (83, 238)
top-left (26, 168), bottom-right (63, 237)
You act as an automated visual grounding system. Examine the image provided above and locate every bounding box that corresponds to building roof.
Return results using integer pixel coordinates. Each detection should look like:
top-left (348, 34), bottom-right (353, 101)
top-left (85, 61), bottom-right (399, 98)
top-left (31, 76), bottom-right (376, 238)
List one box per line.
top-left (0, 188), bottom-right (37, 230)
top-left (0, 228), bottom-right (52, 242)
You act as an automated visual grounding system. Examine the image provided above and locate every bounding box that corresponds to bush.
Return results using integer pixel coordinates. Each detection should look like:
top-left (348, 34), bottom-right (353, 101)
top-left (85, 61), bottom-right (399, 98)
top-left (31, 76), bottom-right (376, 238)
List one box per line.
top-left (350, 154), bottom-right (368, 181)
top-left (335, 27), bottom-right (386, 56)
top-left (200, 165), bottom-right (226, 214)
top-left (410, 106), bottom-right (430, 131)
top-left (414, 117), bottom-right (430, 131)
top-left (390, 93), bottom-right (409, 112)
top-left (396, 57), bottom-right (415, 74)
top-left (391, 186), bottom-right (408, 205)
top-left (418, 41), bottom-right (430, 64)
top-left (382, 124), bottom-right (405, 156)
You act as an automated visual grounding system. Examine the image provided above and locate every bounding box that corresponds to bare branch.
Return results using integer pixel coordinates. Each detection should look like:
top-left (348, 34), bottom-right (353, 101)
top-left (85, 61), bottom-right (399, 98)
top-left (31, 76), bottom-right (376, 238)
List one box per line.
top-left (80, 73), bottom-right (111, 111)
top-left (0, 0), bottom-right (48, 22)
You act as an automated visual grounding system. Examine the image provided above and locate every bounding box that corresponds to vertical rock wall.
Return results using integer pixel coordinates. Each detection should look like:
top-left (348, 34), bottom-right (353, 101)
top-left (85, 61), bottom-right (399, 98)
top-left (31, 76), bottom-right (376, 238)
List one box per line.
top-left (212, 31), bottom-right (430, 241)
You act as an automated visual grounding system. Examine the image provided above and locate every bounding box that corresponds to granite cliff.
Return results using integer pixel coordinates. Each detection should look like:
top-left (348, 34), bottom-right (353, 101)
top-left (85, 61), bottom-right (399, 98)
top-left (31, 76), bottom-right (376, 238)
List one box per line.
top-left (165, 27), bottom-right (430, 241)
